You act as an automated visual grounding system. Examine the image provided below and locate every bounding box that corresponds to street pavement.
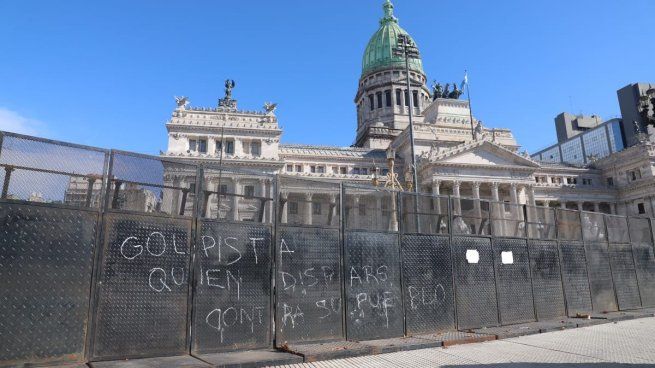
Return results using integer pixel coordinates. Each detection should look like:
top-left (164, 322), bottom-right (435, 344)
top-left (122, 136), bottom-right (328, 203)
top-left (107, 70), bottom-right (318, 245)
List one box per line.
top-left (269, 317), bottom-right (655, 367)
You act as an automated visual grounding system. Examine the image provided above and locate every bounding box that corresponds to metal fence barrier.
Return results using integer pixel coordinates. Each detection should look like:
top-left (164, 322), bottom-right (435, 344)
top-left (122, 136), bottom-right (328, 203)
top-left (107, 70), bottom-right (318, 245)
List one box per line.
top-left (3, 130), bottom-right (655, 366)
top-left (275, 176), bottom-right (343, 344)
top-left (400, 192), bottom-right (455, 335)
top-left (0, 132), bottom-right (107, 366)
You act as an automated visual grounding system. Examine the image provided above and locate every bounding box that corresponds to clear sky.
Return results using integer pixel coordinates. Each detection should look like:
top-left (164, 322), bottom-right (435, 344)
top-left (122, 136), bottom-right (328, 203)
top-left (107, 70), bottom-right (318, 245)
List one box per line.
top-left (1, 0), bottom-right (653, 154)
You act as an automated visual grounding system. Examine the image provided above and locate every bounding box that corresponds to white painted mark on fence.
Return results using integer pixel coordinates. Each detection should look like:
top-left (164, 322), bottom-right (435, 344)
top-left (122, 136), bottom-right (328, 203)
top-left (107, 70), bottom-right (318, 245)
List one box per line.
top-left (466, 249), bottom-right (479, 264)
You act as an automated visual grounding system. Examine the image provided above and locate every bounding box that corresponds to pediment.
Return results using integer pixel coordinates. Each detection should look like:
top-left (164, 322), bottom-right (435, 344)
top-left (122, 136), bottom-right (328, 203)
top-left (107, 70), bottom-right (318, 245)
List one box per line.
top-left (428, 140), bottom-right (540, 168)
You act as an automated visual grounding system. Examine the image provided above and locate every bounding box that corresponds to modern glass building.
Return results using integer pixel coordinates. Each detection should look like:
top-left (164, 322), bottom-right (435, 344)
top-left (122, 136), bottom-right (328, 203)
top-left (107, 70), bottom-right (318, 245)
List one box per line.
top-left (532, 119), bottom-right (625, 165)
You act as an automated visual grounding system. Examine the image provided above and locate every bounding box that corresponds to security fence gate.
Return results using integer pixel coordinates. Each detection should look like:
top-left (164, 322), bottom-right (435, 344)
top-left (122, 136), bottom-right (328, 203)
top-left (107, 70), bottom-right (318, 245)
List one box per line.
top-left (3, 130), bottom-right (655, 366)
top-left (527, 240), bottom-right (566, 320)
top-left (400, 192), bottom-right (455, 336)
top-left (343, 185), bottom-right (404, 341)
top-left (274, 177), bottom-right (343, 344)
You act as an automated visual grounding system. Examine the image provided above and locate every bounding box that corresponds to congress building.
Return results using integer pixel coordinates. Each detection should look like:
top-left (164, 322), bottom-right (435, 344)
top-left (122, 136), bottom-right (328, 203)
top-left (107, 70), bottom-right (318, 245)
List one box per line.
top-left (162, 0), bottom-right (655, 224)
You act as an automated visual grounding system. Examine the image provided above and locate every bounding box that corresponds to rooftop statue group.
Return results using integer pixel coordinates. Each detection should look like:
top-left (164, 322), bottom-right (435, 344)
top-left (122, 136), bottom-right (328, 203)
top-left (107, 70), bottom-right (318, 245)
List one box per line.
top-left (432, 80), bottom-right (464, 100)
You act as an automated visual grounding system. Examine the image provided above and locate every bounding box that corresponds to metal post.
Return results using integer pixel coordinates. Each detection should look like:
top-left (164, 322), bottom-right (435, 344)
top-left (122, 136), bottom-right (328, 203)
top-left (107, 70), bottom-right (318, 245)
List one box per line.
top-left (338, 182), bottom-right (348, 339)
top-left (1, 165), bottom-right (14, 199)
top-left (85, 177), bottom-right (97, 208)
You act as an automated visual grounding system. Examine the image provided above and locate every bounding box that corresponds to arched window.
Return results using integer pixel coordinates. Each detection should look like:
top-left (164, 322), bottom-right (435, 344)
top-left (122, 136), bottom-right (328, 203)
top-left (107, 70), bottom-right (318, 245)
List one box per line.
top-left (368, 95), bottom-right (375, 111)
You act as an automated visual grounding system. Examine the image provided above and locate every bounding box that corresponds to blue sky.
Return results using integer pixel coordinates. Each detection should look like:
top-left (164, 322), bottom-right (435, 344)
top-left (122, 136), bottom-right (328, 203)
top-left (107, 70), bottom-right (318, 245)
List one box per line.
top-left (1, 0), bottom-right (653, 154)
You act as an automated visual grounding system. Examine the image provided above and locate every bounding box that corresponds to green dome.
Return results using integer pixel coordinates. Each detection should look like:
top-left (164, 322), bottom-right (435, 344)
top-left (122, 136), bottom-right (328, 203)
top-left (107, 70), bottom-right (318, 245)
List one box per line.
top-left (362, 0), bottom-right (424, 77)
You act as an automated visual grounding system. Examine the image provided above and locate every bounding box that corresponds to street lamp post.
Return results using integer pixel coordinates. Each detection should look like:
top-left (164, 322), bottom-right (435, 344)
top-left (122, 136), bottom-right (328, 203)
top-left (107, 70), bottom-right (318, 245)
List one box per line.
top-left (394, 34), bottom-right (421, 232)
top-left (393, 33), bottom-right (420, 195)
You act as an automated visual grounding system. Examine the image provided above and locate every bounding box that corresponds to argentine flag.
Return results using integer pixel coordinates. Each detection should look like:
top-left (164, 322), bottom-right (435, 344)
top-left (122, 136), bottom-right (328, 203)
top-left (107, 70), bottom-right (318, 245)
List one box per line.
top-left (460, 71), bottom-right (468, 91)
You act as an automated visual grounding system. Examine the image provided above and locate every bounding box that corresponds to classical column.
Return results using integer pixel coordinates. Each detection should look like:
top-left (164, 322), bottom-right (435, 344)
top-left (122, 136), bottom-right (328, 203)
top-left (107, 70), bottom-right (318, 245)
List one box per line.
top-left (432, 179), bottom-right (441, 213)
top-left (577, 201), bottom-right (584, 212)
top-left (610, 202), bottom-right (617, 215)
top-left (525, 185), bottom-right (536, 231)
top-left (280, 191), bottom-right (289, 223)
top-left (304, 193), bottom-right (313, 226)
top-left (560, 201), bottom-right (566, 209)
top-left (328, 194), bottom-right (337, 227)
top-left (452, 180), bottom-right (461, 216)
top-left (510, 183), bottom-right (519, 220)
top-left (543, 200), bottom-right (551, 208)
top-left (472, 181), bottom-right (482, 232)
top-left (491, 182), bottom-right (503, 235)
top-left (593, 202), bottom-right (600, 213)
top-left (232, 178), bottom-right (241, 221)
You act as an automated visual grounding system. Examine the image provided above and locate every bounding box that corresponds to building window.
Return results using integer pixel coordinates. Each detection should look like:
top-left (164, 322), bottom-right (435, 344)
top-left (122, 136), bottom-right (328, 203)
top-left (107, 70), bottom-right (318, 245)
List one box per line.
top-left (251, 141), bottom-right (261, 156)
top-left (215, 140), bottom-right (223, 154)
top-left (189, 139), bottom-right (207, 153)
top-left (629, 170), bottom-right (641, 181)
top-left (395, 89), bottom-right (402, 106)
top-left (219, 184), bottom-right (228, 196)
top-left (361, 168), bottom-right (368, 175)
top-left (317, 166), bottom-right (325, 174)
top-left (582, 178), bottom-right (592, 186)
top-left (385, 90), bottom-right (392, 107)
top-left (404, 90), bottom-right (410, 106)
top-left (295, 165), bottom-right (302, 172)
top-left (310, 165), bottom-right (316, 173)
top-left (412, 90), bottom-right (419, 107)
top-left (353, 168), bottom-right (361, 175)
top-left (313, 202), bottom-right (322, 215)
top-left (225, 140), bottom-right (234, 154)
top-left (566, 177), bottom-right (577, 185)
top-left (376, 91), bottom-right (383, 108)
top-left (286, 164), bottom-right (293, 172)
top-left (369, 95), bottom-right (375, 111)
top-left (244, 185), bottom-right (255, 198)
top-left (607, 177), bottom-right (614, 187)
top-left (638, 203), bottom-right (646, 215)
top-left (340, 167), bottom-right (347, 174)
top-left (289, 201), bottom-right (298, 215)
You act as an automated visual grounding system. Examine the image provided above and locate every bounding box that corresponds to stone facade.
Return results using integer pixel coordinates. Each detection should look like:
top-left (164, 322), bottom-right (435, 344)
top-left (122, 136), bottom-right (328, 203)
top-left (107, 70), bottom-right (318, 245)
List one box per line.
top-left (161, 0), bottom-right (655, 222)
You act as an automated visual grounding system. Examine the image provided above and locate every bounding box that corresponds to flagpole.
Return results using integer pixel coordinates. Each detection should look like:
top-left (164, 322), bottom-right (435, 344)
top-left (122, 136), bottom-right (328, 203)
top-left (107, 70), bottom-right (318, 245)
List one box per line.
top-left (465, 70), bottom-right (475, 139)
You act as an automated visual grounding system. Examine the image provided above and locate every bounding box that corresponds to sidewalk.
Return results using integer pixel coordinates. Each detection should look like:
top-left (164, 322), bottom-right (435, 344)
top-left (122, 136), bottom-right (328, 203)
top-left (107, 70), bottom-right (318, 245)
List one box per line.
top-left (269, 317), bottom-right (655, 367)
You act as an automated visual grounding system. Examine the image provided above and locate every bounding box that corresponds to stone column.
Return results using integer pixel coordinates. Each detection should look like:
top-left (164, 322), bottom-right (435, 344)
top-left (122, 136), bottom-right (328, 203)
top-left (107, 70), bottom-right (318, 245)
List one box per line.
top-left (560, 201), bottom-right (567, 209)
top-left (610, 202), bottom-right (617, 215)
top-left (304, 193), bottom-right (313, 226)
top-left (577, 201), bottom-right (584, 212)
top-left (472, 181), bottom-right (482, 232)
top-left (543, 200), bottom-right (550, 208)
top-left (510, 183), bottom-right (519, 220)
top-left (491, 182), bottom-right (503, 235)
top-left (593, 202), bottom-right (600, 213)
top-left (432, 179), bottom-right (441, 213)
top-left (452, 180), bottom-right (461, 216)
top-left (280, 191), bottom-right (289, 223)
top-left (232, 178), bottom-right (240, 221)
top-left (328, 194), bottom-right (337, 227)
top-left (525, 185), bottom-right (536, 232)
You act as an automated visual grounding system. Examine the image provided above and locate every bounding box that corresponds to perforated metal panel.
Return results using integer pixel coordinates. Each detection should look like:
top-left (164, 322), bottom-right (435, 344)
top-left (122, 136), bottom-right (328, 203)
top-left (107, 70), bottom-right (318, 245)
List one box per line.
top-left (584, 242), bottom-right (618, 312)
top-left (559, 241), bottom-right (592, 316)
top-left (191, 220), bottom-right (271, 353)
top-left (451, 236), bottom-right (499, 330)
top-left (528, 240), bottom-right (566, 320)
top-left (608, 243), bottom-right (641, 310)
top-left (0, 202), bottom-right (98, 366)
top-left (401, 234), bottom-right (454, 335)
top-left (275, 226), bottom-right (342, 344)
top-left (632, 242), bottom-right (655, 307)
top-left (343, 231), bottom-right (403, 341)
top-left (92, 213), bottom-right (192, 360)
top-left (493, 238), bottom-right (535, 325)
